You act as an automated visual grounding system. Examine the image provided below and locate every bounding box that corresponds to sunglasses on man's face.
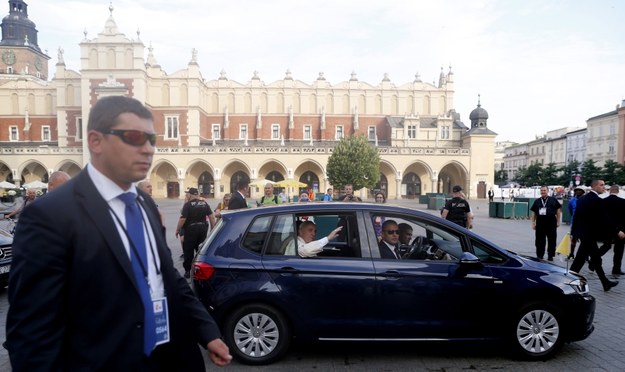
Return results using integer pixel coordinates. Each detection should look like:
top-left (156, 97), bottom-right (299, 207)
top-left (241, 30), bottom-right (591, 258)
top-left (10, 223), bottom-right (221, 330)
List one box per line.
top-left (384, 230), bottom-right (400, 235)
top-left (104, 129), bottom-right (157, 147)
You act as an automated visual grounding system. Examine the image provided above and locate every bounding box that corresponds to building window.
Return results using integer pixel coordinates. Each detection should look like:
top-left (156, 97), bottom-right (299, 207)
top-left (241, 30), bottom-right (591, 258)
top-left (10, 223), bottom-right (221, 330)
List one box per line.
top-left (368, 126), bottom-right (376, 141)
top-left (9, 126), bottom-right (18, 141)
top-left (407, 125), bottom-right (417, 139)
top-left (441, 125), bottom-right (450, 139)
top-left (335, 125), bottom-right (344, 140)
top-left (609, 143), bottom-right (615, 154)
top-left (239, 124), bottom-right (248, 140)
top-left (42, 125), bottom-right (50, 141)
top-left (303, 125), bottom-right (311, 140)
top-left (165, 116), bottom-right (179, 140)
top-left (75, 117), bottom-right (82, 141)
top-left (272, 124), bottom-right (280, 140)
top-left (212, 124), bottom-right (220, 140)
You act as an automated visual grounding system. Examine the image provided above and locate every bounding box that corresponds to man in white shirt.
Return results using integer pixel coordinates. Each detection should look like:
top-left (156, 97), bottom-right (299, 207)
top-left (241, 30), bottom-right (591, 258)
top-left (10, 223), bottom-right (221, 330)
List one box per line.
top-left (285, 220), bottom-right (342, 257)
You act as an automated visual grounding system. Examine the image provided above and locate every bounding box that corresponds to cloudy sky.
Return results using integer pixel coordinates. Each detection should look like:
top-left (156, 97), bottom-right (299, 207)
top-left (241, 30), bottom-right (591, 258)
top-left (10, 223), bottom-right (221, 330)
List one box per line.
top-left (26, 0), bottom-right (625, 143)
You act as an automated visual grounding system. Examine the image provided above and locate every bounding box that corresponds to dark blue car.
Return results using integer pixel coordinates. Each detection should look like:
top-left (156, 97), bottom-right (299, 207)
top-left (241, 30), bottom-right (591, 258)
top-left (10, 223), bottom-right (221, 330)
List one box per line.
top-left (192, 203), bottom-right (595, 365)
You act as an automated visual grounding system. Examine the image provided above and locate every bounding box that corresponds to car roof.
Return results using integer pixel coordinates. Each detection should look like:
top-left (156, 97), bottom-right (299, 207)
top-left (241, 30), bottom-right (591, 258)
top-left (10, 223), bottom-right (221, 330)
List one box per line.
top-left (220, 202), bottom-right (421, 216)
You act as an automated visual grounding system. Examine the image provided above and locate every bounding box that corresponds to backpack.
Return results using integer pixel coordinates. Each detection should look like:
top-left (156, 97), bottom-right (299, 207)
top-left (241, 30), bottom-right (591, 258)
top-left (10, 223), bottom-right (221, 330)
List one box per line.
top-left (261, 195), bottom-right (278, 204)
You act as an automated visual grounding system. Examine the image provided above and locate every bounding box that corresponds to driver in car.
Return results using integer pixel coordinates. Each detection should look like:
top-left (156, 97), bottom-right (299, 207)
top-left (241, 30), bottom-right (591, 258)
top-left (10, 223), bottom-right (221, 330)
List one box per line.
top-left (379, 220), bottom-right (402, 259)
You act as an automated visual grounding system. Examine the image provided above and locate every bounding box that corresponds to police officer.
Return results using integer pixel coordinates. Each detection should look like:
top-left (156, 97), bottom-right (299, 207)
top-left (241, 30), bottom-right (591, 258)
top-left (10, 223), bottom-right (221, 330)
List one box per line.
top-left (441, 185), bottom-right (474, 229)
top-left (175, 188), bottom-right (215, 278)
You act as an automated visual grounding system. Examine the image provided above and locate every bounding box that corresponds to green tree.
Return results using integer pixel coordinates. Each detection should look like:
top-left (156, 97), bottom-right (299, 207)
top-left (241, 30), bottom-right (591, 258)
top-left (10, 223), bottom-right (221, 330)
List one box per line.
top-left (580, 159), bottom-right (601, 186)
top-left (494, 168), bottom-right (506, 184)
top-left (542, 162), bottom-right (560, 185)
top-left (558, 160), bottom-right (581, 186)
top-left (602, 160), bottom-right (621, 185)
top-left (515, 163), bottom-right (544, 186)
top-left (327, 135), bottom-right (380, 190)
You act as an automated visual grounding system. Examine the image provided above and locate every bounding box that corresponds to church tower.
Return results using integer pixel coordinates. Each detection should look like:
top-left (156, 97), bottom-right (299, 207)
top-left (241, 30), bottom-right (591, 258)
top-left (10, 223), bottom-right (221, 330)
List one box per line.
top-left (0, 0), bottom-right (50, 79)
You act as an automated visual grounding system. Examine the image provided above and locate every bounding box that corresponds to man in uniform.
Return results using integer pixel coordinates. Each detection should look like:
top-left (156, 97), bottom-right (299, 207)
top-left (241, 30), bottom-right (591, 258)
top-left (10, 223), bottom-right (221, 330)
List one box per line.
top-left (441, 185), bottom-right (473, 229)
top-left (175, 188), bottom-right (215, 278)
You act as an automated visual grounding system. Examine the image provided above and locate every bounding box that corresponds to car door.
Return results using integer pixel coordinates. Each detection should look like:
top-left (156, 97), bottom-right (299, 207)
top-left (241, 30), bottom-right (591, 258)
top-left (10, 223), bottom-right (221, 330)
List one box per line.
top-left (370, 214), bottom-right (503, 339)
top-left (261, 211), bottom-right (378, 339)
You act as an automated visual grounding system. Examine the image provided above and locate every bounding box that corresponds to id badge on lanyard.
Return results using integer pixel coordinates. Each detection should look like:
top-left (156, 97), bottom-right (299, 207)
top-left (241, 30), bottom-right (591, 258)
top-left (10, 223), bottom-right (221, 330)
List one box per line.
top-left (153, 297), bottom-right (170, 346)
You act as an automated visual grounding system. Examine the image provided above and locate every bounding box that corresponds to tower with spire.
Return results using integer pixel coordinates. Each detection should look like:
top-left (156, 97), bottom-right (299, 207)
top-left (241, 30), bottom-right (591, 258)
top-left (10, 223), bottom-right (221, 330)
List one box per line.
top-left (0, 0), bottom-right (50, 79)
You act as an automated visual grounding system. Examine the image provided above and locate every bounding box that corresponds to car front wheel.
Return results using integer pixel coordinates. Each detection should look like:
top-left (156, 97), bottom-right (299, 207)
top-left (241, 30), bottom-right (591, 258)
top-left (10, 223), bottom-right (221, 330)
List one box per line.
top-left (223, 303), bottom-right (291, 365)
top-left (511, 303), bottom-right (563, 360)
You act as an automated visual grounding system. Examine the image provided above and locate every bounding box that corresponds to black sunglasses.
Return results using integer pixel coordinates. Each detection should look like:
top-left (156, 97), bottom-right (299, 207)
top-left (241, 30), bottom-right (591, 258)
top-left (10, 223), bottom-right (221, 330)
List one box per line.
top-left (384, 230), bottom-right (400, 235)
top-left (104, 129), bottom-right (157, 146)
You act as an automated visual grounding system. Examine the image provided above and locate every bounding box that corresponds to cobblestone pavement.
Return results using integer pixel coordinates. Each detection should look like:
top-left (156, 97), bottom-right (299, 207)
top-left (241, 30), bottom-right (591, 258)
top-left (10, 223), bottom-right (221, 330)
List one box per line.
top-left (1, 197), bottom-right (624, 371)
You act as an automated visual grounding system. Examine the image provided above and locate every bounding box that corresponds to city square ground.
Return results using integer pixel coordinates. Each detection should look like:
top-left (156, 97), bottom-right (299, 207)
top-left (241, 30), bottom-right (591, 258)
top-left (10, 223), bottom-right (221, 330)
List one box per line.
top-left (0, 197), bottom-right (624, 371)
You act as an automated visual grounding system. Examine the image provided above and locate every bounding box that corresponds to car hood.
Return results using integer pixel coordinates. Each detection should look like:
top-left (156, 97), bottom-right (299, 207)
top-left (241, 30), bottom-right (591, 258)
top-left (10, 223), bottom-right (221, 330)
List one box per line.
top-left (0, 230), bottom-right (12, 245)
top-left (518, 254), bottom-right (578, 275)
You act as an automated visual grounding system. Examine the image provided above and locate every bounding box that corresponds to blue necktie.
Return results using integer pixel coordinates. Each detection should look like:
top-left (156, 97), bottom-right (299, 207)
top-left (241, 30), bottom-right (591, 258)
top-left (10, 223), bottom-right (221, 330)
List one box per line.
top-left (118, 192), bottom-right (156, 355)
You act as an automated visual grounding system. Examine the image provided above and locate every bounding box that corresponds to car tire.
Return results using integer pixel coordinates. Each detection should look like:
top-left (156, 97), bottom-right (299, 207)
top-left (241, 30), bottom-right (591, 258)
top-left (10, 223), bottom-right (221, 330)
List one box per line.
top-left (223, 303), bottom-right (291, 365)
top-left (509, 302), bottom-right (564, 360)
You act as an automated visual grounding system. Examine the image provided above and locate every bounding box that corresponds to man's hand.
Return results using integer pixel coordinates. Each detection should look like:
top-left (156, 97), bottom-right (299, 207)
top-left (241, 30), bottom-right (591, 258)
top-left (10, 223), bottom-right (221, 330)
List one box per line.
top-left (207, 338), bottom-right (232, 366)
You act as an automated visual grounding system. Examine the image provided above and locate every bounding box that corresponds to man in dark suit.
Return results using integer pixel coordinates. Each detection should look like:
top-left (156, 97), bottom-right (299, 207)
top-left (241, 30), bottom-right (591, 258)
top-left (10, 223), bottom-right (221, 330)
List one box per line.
top-left (6, 96), bottom-right (231, 370)
top-left (571, 179), bottom-right (625, 291)
top-left (228, 179), bottom-right (249, 209)
top-left (378, 219), bottom-right (401, 259)
top-left (599, 185), bottom-right (625, 275)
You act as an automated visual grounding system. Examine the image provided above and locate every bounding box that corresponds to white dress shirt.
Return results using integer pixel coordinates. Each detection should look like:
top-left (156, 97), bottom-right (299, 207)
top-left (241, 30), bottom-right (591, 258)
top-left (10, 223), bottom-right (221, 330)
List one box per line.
top-left (87, 164), bottom-right (165, 299)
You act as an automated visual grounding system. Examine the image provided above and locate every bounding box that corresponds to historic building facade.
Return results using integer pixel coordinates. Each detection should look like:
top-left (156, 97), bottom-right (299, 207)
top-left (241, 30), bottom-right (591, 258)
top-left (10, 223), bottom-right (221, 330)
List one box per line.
top-left (0, 3), bottom-right (496, 200)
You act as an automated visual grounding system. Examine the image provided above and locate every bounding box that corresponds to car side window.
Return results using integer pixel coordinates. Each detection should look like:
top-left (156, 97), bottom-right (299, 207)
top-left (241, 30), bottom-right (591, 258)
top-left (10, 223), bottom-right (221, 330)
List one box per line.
top-left (265, 214), bottom-right (297, 256)
top-left (470, 238), bottom-right (507, 264)
top-left (241, 215), bottom-right (273, 254)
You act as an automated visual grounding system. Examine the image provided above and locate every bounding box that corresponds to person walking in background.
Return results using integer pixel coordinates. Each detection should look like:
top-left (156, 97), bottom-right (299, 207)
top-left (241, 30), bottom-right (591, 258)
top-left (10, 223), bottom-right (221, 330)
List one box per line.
top-left (47, 171), bottom-right (71, 192)
top-left (175, 187), bottom-right (215, 279)
top-left (571, 180), bottom-right (624, 291)
top-left (339, 184), bottom-right (362, 202)
top-left (374, 192), bottom-right (386, 203)
top-left (137, 179), bottom-right (165, 233)
top-left (441, 185), bottom-right (473, 229)
top-left (259, 183), bottom-right (280, 206)
top-left (214, 193), bottom-right (231, 220)
top-left (488, 188), bottom-right (494, 202)
top-left (228, 180), bottom-right (249, 209)
top-left (5, 188), bottom-right (37, 219)
top-left (322, 188), bottom-right (333, 201)
top-left (568, 186), bottom-right (585, 258)
top-left (530, 185), bottom-right (561, 261)
top-left (599, 185), bottom-right (625, 275)
top-left (6, 95), bottom-right (231, 370)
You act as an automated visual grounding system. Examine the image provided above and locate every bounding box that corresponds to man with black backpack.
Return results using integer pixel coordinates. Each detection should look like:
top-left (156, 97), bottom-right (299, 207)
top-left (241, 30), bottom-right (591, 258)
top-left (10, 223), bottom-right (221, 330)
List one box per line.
top-left (259, 183), bottom-right (281, 206)
top-left (441, 185), bottom-right (474, 229)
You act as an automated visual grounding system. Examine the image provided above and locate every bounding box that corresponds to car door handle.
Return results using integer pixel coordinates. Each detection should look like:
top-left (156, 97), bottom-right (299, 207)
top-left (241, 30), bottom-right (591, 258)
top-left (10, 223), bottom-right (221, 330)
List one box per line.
top-left (279, 267), bottom-right (300, 273)
top-left (381, 270), bottom-right (401, 278)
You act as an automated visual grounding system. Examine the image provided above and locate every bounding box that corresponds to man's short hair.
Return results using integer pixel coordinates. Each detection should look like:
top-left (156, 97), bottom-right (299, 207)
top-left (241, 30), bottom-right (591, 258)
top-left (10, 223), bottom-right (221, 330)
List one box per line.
top-left (398, 222), bottom-right (412, 233)
top-left (452, 185), bottom-right (462, 193)
top-left (237, 179), bottom-right (249, 191)
top-left (381, 219), bottom-right (398, 230)
top-left (609, 185), bottom-right (620, 193)
top-left (87, 95), bottom-right (153, 132)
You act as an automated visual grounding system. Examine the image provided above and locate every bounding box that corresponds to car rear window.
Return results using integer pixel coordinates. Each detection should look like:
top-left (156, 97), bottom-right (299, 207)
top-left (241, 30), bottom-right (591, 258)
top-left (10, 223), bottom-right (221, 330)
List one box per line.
top-left (241, 215), bottom-right (273, 253)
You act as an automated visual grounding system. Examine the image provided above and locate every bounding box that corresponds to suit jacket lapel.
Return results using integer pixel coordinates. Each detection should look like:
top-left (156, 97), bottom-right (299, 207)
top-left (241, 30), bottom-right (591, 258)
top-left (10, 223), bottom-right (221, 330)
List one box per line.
top-left (73, 170), bottom-right (137, 288)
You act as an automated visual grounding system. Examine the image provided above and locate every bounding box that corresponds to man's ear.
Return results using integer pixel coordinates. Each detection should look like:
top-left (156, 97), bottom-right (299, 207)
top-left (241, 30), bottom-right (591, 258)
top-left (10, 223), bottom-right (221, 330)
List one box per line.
top-left (87, 130), bottom-right (104, 155)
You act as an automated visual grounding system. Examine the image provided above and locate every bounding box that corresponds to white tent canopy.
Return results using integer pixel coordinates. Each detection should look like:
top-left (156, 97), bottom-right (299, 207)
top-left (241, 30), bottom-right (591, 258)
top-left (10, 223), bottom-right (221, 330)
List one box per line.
top-left (22, 180), bottom-right (48, 189)
top-left (0, 181), bottom-right (16, 189)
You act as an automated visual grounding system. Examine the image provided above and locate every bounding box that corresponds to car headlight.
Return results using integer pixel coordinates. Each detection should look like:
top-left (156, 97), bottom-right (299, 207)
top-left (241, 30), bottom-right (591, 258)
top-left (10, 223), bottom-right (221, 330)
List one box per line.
top-left (568, 278), bottom-right (589, 294)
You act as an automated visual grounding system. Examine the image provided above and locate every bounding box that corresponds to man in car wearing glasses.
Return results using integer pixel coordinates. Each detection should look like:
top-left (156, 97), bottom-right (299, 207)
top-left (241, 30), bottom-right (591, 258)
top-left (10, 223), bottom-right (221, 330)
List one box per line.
top-left (379, 220), bottom-right (402, 259)
top-left (6, 96), bottom-right (231, 370)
